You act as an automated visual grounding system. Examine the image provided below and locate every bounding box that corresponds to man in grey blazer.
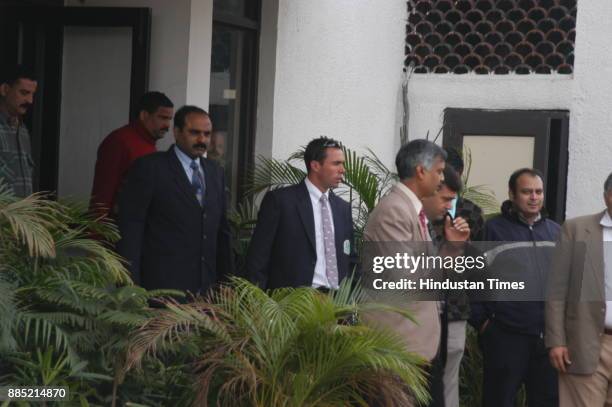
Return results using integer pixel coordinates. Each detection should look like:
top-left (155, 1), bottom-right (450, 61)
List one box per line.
top-left (546, 172), bottom-right (612, 406)
top-left (362, 140), bottom-right (469, 406)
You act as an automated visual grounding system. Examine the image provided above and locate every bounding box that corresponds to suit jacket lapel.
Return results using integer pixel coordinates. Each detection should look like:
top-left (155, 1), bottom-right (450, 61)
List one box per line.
top-left (200, 157), bottom-right (215, 205)
top-left (585, 212), bottom-right (605, 294)
top-left (168, 145), bottom-right (201, 210)
top-left (329, 191), bottom-right (344, 254)
top-left (296, 181), bottom-right (316, 253)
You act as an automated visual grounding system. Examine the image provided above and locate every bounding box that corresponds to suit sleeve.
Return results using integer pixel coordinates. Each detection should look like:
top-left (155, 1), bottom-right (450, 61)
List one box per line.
top-left (544, 221), bottom-right (574, 348)
top-left (116, 158), bottom-right (154, 285)
top-left (246, 191), bottom-right (280, 288)
top-left (216, 168), bottom-right (234, 281)
top-left (90, 133), bottom-right (128, 218)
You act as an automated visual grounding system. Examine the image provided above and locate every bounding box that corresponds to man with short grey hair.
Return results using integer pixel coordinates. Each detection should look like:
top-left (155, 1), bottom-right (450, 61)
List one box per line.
top-left (547, 171), bottom-right (612, 407)
top-left (362, 139), bottom-right (469, 406)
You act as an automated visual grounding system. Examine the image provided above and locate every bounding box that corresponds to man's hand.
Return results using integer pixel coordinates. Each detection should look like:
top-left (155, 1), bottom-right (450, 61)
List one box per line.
top-left (549, 346), bottom-right (571, 373)
top-left (444, 216), bottom-right (470, 242)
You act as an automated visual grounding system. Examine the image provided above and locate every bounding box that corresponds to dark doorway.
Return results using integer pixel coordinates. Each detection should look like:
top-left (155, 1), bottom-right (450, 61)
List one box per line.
top-left (209, 0), bottom-right (261, 206)
top-left (0, 5), bottom-right (151, 196)
top-left (443, 109), bottom-right (569, 223)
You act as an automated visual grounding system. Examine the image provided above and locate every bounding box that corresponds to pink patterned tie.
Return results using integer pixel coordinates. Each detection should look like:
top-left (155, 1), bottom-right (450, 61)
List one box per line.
top-left (320, 194), bottom-right (339, 288)
top-left (418, 208), bottom-right (429, 241)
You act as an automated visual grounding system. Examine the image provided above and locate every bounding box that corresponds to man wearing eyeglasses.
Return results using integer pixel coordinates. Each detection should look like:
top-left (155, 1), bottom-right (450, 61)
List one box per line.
top-left (246, 136), bottom-right (356, 290)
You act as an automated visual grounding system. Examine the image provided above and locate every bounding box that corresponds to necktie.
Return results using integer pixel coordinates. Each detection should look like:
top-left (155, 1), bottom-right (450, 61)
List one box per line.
top-left (320, 194), bottom-right (339, 288)
top-left (190, 160), bottom-right (205, 205)
top-left (418, 208), bottom-right (429, 241)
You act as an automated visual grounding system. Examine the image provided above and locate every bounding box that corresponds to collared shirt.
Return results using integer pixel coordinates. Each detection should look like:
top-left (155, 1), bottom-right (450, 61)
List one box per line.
top-left (396, 181), bottom-right (430, 241)
top-left (305, 177), bottom-right (337, 289)
top-left (0, 111), bottom-right (33, 197)
top-left (174, 144), bottom-right (204, 185)
top-left (601, 211), bottom-right (612, 328)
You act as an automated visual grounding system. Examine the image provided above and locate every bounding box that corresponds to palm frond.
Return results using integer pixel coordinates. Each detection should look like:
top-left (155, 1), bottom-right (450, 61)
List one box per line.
top-left (0, 190), bottom-right (63, 258)
top-left (245, 156), bottom-right (306, 197)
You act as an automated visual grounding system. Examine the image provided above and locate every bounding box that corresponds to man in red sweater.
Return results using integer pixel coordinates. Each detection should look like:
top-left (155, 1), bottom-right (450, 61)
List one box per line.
top-left (90, 91), bottom-right (174, 218)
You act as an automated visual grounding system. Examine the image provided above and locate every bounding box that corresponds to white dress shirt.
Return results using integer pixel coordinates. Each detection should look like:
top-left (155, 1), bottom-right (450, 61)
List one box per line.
top-left (304, 177), bottom-right (337, 289)
top-left (601, 211), bottom-right (612, 327)
top-left (174, 145), bottom-right (203, 180)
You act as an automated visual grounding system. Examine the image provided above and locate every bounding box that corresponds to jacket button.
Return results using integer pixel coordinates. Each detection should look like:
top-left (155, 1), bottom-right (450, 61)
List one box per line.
top-left (203, 234), bottom-right (207, 240)
top-left (201, 256), bottom-right (205, 262)
top-left (203, 213), bottom-right (207, 219)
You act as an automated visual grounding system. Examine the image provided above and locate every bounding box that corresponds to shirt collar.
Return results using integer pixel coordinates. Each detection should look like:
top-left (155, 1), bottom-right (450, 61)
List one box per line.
top-left (519, 212), bottom-right (542, 225)
top-left (174, 144), bottom-right (200, 169)
top-left (396, 182), bottom-right (423, 214)
top-left (601, 210), bottom-right (612, 228)
top-left (305, 177), bottom-right (329, 202)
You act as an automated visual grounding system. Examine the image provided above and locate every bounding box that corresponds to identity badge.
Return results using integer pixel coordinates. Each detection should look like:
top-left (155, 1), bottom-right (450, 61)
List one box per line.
top-left (343, 239), bottom-right (350, 255)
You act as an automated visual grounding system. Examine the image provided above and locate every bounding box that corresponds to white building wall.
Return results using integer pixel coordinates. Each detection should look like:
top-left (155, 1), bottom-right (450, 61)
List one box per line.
top-left (566, 0), bottom-right (612, 217)
top-left (268, 0), bottom-right (406, 168)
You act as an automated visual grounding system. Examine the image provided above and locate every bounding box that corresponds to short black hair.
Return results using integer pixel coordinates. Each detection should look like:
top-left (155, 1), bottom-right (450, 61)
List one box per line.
top-left (138, 91), bottom-right (173, 114)
top-left (508, 168), bottom-right (544, 193)
top-left (173, 105), bottom-right (208, 130)
top-left (304, 136), bottom-right (342, 173)
top-left (1, 65), bottom-right (37, 86)
top-left (396, 139), bottom-right (447, 180)
top-left (444, 147), bottom-right (464, 174)
top-left (442, 166), bottom-right (462, 193)
top-left (605, 172), bottom-right (612, 194)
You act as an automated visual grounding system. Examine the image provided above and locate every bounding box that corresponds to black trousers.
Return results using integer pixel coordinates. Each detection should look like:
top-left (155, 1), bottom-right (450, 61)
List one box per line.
top-left (480, 321), bottom-right (558, 407)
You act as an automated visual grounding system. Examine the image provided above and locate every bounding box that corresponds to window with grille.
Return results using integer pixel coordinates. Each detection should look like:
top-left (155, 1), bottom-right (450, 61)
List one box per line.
top-left (405, 0), bottom-right (576, 74)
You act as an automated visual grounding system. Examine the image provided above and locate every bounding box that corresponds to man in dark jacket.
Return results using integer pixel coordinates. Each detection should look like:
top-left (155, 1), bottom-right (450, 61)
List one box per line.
top-left (117, 106), bottom-right (232, 294)
top-left (470, 168), bottom-right (560, 407)
top-left (246, 137), bottom-right (356, 290)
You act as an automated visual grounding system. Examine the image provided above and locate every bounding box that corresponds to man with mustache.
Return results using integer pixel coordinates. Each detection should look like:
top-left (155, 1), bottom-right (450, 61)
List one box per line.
top-left (90, 91), bottom-right (174, 218)
top-left (117, 105), bottom-right (232, 294)
top-left (0, 65), bottom-right (37, 197)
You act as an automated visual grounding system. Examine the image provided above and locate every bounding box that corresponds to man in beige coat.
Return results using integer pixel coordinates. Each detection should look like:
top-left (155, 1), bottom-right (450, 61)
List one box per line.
top-left (546, 172), bottom-right (612, 406)
top-left (362, 140), bottom-right (469, 405)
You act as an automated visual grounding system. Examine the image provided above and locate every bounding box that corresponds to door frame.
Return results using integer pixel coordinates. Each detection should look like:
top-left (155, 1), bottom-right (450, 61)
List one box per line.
top-left (443, 108), bottom-right (570, 223)
top-left (0, 5), bottom-right (151, 193)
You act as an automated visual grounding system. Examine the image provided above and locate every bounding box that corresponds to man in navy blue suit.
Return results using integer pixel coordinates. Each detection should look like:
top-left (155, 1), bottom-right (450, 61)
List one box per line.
top-left (117, 105), bottom-right (232, 294)
top-left (246, 137), bottom-right (356, 290)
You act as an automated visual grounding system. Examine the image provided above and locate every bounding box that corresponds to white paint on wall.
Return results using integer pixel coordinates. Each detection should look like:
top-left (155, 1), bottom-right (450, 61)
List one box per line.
top-left (58, 26), bottom-right (132, 199)
top-left (566, 0), bottom-right (612, 217)
top-left (268, 0), bottom-right (407, 168)
top-left (186, 0), bottom-right (213, 111)
top-left (254, 0), bottom-right (279, 160)
top-left (406, 74), bottom-right (572, 146)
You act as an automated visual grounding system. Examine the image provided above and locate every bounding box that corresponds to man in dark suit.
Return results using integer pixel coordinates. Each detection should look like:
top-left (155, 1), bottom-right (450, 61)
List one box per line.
top-left (246, 137), bottom-right (355, 290)
top-left (117, 105), bottom-right (232, 293)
